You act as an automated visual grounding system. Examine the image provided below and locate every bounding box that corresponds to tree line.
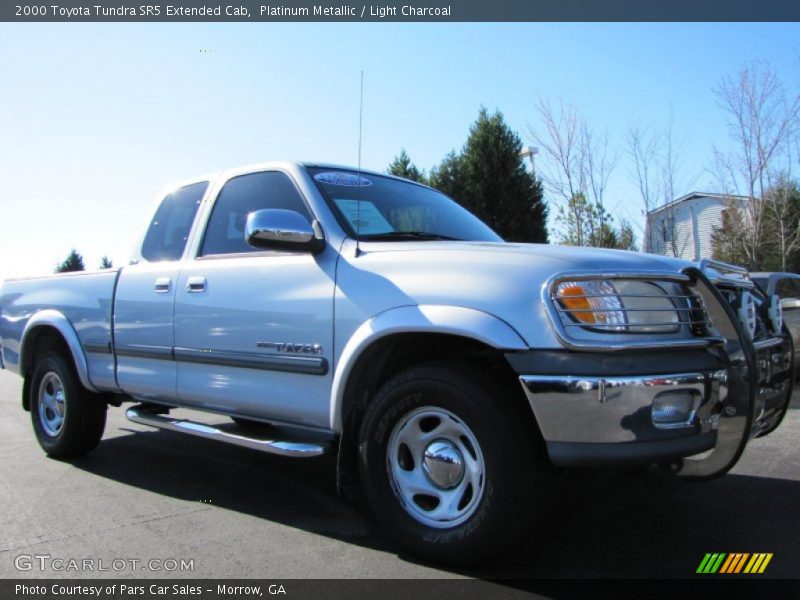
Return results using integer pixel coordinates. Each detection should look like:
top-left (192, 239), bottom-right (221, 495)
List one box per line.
top-left (55, 250), bottom-right (112, 273)
top-left (388, 108), bottom-right (549, 244)
top-left (389, 57), bottom-right (800, 271)
top-left (55, 57), bottom-right (799, 273)
top-left (708, 61), bottom-right (800, 272)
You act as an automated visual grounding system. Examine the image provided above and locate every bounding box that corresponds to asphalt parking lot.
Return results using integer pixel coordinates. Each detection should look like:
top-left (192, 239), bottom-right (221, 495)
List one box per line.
top-left (1, 368), bottom-right (798, 581)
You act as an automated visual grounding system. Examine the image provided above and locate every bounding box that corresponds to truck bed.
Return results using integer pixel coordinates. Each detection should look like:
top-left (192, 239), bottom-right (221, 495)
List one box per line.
top-left (0, 269), bottom-right (120, 391)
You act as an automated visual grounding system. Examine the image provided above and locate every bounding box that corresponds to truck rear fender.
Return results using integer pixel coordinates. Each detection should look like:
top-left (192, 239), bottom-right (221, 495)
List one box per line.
top-left (329, 305), bottom-right (528, 432)
top-left (20, 310), bottom-right (96, 396)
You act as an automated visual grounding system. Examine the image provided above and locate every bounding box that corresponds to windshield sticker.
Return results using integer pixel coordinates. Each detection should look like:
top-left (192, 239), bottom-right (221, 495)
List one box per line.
top-left (334, 199), bottom-right (394, 235)
top-left (314, 172), bottom-right (373, 187)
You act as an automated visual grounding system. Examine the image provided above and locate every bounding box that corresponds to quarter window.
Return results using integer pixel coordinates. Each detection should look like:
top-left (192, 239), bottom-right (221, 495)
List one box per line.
top-left (200, 171), bottom-right (311, 256)
top-left (141, 182), bottom-right (207, 262)
top-left (776, 278), bottom-right (800, 300)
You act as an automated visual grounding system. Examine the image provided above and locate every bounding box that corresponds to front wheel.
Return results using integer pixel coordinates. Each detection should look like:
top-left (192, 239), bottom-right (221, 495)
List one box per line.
top-left (358, 362), bottom-right (550, 565)
top-left (30, 351), bottom-right (107, 457)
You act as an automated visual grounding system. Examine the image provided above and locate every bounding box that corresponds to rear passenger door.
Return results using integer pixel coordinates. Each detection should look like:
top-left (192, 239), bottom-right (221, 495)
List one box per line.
top-left (114, 181), bottom-right (207, 401)
top-left (173, 170), bottom-right (336, 429)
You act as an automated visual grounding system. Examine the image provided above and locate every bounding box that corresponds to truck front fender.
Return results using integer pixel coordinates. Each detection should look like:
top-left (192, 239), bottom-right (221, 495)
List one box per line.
top-left (329, 304), bottom-right (528, 432)
top-left (20, 310), bottom-right (97, 393)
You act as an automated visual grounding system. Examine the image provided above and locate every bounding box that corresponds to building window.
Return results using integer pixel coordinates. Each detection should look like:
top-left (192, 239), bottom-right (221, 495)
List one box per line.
top-left (661, 216), bottom-right (675, 243)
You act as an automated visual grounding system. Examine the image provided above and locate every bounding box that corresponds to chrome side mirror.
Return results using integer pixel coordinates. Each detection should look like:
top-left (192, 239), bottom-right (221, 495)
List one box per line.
top-left (245, 209), bottom-right (324, 254)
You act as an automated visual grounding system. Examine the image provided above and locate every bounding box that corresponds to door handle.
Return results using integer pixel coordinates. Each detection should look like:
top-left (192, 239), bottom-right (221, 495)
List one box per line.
top-left (154, 277), bottom-right (171, 293)
top-left (186, 276), bottom-right (207, 293)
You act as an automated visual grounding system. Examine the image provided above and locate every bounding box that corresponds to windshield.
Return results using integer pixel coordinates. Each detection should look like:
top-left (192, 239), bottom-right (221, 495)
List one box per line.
top-left (307, 167), bottom-right (503, 242)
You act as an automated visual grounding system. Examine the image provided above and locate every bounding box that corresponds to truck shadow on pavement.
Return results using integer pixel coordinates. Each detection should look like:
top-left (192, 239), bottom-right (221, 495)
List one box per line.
top-left (67, 422), bottom-right (800, 579)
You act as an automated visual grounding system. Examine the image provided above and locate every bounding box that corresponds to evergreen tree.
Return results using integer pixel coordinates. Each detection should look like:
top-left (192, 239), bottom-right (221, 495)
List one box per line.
top-left (387, 149), bottom-right (426, 183)
top-left (100, 256), bottom-right (113, 269)
top-left (762, 179), bottom-right (800, 272)
top-left (615, 219), bottom-right (638, 251)
top-left (430, 108), bottom-right (548, 243)
top-left (428, 150), bottom-right (468, 205)
top-left (711, 207), bottom-right (751, 267)
top-left (55, 249), bottom-right (85, 273)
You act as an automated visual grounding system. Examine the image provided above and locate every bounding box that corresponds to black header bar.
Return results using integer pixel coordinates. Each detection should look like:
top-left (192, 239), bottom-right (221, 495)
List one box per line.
top-left (3, 0), bottom-right (800, 22)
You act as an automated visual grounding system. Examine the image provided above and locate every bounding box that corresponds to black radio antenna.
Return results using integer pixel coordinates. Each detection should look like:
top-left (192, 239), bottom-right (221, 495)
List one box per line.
top-left (355, 70), bottom-right (364, 258)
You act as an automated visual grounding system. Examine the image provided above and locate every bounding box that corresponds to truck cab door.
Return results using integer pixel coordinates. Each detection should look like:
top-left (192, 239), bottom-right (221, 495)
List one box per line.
top-left (114, 181), bottom-right (208, 402)
top-left (173, 170), bottom-right (336, 429)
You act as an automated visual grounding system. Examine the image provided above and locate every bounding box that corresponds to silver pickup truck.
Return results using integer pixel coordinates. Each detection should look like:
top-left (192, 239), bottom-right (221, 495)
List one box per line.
top-left (0, 162), bottom-right (794, 564)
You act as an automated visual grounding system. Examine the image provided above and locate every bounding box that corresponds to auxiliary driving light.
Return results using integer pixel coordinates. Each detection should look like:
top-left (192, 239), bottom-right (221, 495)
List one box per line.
top-left (651, 390), bottom-right (700, 428)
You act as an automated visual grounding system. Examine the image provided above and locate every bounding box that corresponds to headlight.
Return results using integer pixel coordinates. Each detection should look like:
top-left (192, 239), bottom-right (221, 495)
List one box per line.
top-left (555, 279), bottom-right (680, 333)
top-left (555, 280), bottom-right (626, 331)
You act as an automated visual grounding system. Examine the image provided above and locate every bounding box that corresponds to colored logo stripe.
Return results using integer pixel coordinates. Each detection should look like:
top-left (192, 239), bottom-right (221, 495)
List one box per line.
top-left (697, 553), bottom-right (773, 574)
top-left (744, 553), bottom-right (773, 574)
top-left (720, 553), bottom-right (749, 573)
top-left (697, 553), bottom-right (726, 573)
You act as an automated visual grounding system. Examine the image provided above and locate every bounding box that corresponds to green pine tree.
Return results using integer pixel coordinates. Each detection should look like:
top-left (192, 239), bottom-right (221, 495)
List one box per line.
top-left (430, 108), bottom-right (548, 243)
top-left (55, 249), bottom-right (85, 273)
top-left (387, 149), bottom-right (427, 183)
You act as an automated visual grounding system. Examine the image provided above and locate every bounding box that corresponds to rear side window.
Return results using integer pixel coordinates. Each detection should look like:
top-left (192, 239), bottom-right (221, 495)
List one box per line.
top-left (776, 278), bottom-right (800, 299)
top-left (200, 171), bottom-right (311, 256)
top-left (141, 182), bottom-right (207, 262)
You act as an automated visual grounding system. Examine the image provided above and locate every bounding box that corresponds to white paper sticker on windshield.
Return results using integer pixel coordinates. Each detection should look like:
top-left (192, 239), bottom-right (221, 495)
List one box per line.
top-left (314, 172), bottom-right (373, 187)
top-left (334, 199), bottom-right (394, 234)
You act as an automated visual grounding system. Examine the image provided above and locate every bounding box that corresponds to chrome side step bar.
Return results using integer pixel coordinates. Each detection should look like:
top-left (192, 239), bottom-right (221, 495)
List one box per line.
top-left (125, 405), bottom-right (329, 458)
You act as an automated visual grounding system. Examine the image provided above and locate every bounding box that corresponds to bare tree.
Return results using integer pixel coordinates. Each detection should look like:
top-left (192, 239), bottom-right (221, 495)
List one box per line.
top-left (712, 59), bottom-right (800, 269)
top-left (580, 123), bottom-right (618, 246)
top-left (627, 111), bottom-right (697, 258)
top-left (529, 97), bottom-right (619, 247)
top-left (529, 98), bottom-right (585, 244)
top-left (763, 171), bottom-right (800, 271)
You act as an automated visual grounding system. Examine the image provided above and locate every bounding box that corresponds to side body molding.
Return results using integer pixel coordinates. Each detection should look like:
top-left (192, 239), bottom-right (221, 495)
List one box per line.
top-left (329, 305), bottom-right (528, 432)
top-left (20, 310), bottom-right (97, 392)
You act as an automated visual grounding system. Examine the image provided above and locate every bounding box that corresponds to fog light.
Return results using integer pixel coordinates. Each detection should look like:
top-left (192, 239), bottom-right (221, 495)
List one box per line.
top-left (651, 390), bottom-right (700, 428)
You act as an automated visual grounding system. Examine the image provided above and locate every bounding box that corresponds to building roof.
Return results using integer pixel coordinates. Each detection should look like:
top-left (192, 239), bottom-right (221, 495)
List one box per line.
top-left (646, 192), bottom-right (751, 216)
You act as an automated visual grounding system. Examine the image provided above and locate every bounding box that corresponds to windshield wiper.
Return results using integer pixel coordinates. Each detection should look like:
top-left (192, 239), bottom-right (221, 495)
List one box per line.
top-left (360, 231), bottom-right (463, 241)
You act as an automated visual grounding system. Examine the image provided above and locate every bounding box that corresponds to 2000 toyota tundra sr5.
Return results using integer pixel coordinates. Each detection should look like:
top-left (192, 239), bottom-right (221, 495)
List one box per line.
top-left (0, 162), bottom-right (794, 563)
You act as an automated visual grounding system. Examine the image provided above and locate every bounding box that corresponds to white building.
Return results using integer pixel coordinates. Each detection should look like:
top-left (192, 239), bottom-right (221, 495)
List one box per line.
top-left (643, 192), bottom-right (749, 261)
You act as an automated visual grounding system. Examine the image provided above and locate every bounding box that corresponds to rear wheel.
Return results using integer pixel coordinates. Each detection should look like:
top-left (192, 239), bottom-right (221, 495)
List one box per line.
top-left (358, 362), bottom-right (550, 564)
top-left (30, 352), bottom-right (107, 457)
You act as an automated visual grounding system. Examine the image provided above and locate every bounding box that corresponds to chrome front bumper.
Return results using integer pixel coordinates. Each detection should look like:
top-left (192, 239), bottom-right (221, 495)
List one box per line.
top-left (520, 371), bottom-right (726, 444)
top-left (519, 370), bottom-right (727, 466)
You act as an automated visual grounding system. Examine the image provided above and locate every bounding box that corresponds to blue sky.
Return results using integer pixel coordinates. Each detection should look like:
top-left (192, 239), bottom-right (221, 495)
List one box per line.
top-left (0, 22), bottom-right (798, 280)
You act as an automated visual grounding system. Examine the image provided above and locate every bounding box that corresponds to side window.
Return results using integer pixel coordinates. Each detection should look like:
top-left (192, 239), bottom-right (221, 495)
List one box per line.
top-left (141, 182), bottom-right (208, 262)
top-left (776, 278), bottom-right (800, 300)
top-left (200, 171), bottom-right (311, 256)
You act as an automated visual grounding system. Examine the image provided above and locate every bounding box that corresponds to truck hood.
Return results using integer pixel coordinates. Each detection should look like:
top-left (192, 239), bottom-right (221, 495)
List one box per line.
top-left (337, 239), bottom-right (699, 350)
top-left (355, 240), bottom-right (695, 273)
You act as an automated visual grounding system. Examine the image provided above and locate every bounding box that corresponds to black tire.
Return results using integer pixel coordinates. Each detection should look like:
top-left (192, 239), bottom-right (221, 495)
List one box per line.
top-left (30, 351), bottom-right (107, 457)
top-left (358, 362), bottom-right (550, 565)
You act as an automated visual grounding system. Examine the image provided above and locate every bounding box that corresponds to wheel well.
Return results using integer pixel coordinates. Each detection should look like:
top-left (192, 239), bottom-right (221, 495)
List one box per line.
top-left (336, 332), bottom-right (537, 501)
top-left (21, 327), bottom-right (71, 411)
